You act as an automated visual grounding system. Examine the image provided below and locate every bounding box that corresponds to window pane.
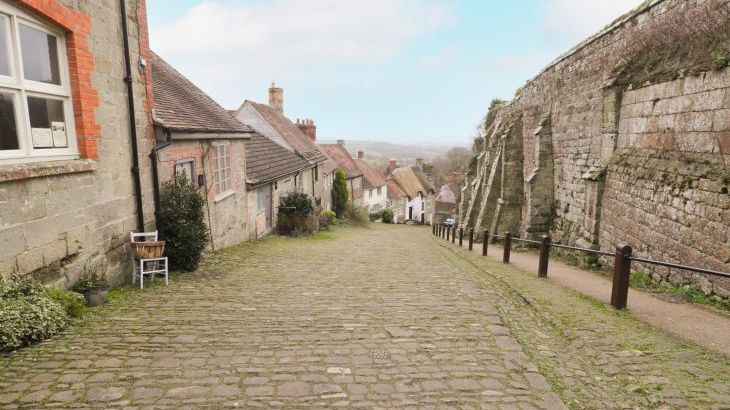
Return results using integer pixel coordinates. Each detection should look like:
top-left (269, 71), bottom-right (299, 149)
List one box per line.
top-left (19, 24), bottom-right (60, 85)
top-left (0, 92), bottom-right (18, 150)
top-left (0, 17), bottom-right (9, 76)
top-left (27, 96), bottom-right (66, 148)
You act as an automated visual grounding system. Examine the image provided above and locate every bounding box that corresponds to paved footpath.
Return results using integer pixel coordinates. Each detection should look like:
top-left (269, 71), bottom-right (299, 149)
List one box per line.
top-left (0, 225), bottom-right (564, 409)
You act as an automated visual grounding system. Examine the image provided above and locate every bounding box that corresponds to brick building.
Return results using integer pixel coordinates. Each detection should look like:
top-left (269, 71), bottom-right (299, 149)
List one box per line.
top-left (150, 52), bottom-right (255, 250)
top-left (318, 141), bottom-right (364, 207)
top-left (0, 0), bottom-right (155, 286)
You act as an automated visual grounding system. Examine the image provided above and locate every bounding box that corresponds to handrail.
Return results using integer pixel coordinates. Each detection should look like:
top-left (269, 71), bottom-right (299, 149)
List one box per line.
top-left (629, 256), bottom-right (730, 278)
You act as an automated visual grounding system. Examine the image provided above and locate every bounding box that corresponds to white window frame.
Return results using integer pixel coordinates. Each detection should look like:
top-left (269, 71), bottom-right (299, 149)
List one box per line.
top-left (211, 141), bottom-right (233, 201)
top-left (0, 2), bottom-right (77, 164)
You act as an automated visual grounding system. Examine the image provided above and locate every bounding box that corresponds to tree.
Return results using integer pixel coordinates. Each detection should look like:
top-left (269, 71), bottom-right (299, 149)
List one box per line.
top-left (331, 168), bottom-right (349, 218)
top-left (159, 172), bottom-right (208, 271)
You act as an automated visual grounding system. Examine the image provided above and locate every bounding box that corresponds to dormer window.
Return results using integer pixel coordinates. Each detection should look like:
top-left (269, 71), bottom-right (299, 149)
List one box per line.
top-left (0, 2), bottom-right (76, 164)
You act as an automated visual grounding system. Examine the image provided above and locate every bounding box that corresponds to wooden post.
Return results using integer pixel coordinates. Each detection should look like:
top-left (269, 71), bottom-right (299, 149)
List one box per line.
top-left (468, 228), bottom-right (474, 251)
top-left (447, 227), bottom-right (451, 241)
top-left (503, 232), bottom-right (511, 264)
top-left (452, 227), bottom-right (456, 243)
top-left (432, 224), bottom-right (435, 235)
top-left (482, 230), bottom-right (489, 256)
top-left (538, 235), bottom-right (550, 278)
top-left (611, 244), bottom-right (632, 309)
top-left (459, 228), bottom-right (463, 247)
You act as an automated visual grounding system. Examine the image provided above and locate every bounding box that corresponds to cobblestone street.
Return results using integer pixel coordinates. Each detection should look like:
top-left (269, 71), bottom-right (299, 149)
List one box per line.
top-left (1, 225), bottom-right (728, 409)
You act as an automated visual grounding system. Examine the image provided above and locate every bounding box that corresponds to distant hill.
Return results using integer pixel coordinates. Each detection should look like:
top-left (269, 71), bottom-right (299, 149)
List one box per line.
top-left (319, 139), bottom-right (464, 172)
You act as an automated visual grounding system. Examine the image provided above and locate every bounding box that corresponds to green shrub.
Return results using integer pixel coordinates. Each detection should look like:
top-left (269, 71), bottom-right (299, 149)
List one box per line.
top-left (159, 172), bottom-right (209, 271)
top-left (331, 169), bottom-right (349, 218)
top-left (344, 205), bottom-right (369, 227)
top-left (369, 210), bottom-right (383, 221)
top-left (0, 276), bottom-right (68, 352)
top-left (277, 191), bottom-right (314, 235)
top-left (320, 209), bottom-right (337, 228)
top-left (46, 288), bottom-right (87, 318)
top-left (71, 279), bottom-right (107, 293)
top-left (382, 208), bottom-right (394, 223)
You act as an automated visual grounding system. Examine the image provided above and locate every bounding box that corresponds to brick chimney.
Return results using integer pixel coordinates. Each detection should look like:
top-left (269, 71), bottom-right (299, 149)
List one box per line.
top-left (296, 118), bottom-right (316, 141)
top-left (357, 150), bottom-right (364, 159)
top-left (386, 159), bottom-right (398, 176)
top-left (268, 82), bottom-right (283, 113)
top-left (336, 139), bottom-right (345, 145)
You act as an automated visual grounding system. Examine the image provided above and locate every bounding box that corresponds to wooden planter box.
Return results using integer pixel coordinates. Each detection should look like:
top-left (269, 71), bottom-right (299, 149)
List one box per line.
top-left (132, 241), bottom-right (166, 260)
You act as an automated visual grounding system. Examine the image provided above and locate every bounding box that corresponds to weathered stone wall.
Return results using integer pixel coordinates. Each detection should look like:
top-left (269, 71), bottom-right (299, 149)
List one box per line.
top-left (0, 0), bottom-right (155, 287)
top-left (460, 0), bottom-right (730, 297)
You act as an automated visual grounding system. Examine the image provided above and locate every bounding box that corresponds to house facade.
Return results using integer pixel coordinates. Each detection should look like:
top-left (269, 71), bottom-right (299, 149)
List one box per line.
top-left (234, 84), bottom-right (329, 235)
top-left (386, 179), bottom-right (407, 223)
top-left (318, 141), bottom-right (364, 207)
top-left (433, 184), bottom-right (457, 225)
top-left (386, 161), bottom-right (435, 224)
top-left (150, 52), bottom-right (254, 250)
top-left (0, 0), bottom-right (156, 287)
top-left (354, 151), bottom-right (387, 212)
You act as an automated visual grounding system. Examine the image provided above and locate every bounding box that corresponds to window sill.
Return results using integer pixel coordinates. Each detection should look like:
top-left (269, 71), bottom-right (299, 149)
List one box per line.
top-left (214, 190), bottom-right (235, 203)
top-left (0, 158), bottom-right (96, 183)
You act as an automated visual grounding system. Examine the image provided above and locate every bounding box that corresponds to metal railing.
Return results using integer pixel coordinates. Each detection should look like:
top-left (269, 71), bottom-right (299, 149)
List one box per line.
top-left (433, 225), bottom-right (730, 309)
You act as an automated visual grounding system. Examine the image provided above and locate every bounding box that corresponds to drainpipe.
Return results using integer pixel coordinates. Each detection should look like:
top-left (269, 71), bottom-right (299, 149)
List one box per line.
top-left (119, 0), bottom-right (145, 232)
top-left (150, 138), bottom-right (171, 234)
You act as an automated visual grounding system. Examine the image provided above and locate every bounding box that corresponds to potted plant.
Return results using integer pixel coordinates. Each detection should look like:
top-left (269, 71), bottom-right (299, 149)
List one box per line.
top-left (72, 279), bottom-right (109, 307)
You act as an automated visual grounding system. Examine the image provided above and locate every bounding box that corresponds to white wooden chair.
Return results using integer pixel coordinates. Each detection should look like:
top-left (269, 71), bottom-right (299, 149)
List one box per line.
top-left (130, 231), bottom-right (168, 289)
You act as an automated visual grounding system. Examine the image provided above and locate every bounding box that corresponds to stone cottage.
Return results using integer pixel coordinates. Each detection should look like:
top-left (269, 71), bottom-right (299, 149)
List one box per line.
top-left (233, 84), bottom-right (329, 236)
top-left (150, 52), bottom-right (255, 250)
top-left (0, 0), bottom-right (155, 287)
top-left (354, 151), bottom-right (387, 213)
top-left (318, 140), bottom-right (364, 207)
top-left (386, 161), bottom-right (435, 224)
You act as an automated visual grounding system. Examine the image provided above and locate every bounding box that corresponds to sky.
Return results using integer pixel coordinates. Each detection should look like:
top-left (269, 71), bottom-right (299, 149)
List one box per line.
top-left (148, 0), bottom-right (640, 146)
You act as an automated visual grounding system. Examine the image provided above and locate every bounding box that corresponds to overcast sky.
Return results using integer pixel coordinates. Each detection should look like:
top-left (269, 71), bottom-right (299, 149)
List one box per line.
top-left (148, 0), bottom-right (640, 146)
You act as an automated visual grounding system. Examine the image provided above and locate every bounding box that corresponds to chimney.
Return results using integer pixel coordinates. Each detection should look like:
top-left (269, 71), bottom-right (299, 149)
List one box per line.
top-left (297, 118), bottom-right (317, 142)
top-left (336, 139), bottom-right (345, 145)
top-left (387, 159), bottom-right (398, 175)
top-left (268, 82), bottom-right (283, 113)
top-left (357, 150), bottom-right (364, 159)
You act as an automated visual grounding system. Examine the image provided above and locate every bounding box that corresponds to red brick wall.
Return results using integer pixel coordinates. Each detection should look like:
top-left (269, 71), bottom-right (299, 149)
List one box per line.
top-left (18, 0), bottom-right (101, 159)
top-left (136, 0), bottom-right (155, 141)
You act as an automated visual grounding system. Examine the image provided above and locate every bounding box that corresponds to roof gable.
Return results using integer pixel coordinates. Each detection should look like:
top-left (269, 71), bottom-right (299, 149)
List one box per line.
top-left (318, 144), bottom-right (363, 179)
top-left (243, 102), bottom-right (327, 164)
top-left (354, 158), bottom-right (386, 188)
top-left (151, 52), bottom-right (251, 134)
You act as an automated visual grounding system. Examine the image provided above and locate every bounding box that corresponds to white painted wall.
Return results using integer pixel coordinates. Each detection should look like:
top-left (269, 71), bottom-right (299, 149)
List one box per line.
top-left (363, 184), bottom-right (388, 212)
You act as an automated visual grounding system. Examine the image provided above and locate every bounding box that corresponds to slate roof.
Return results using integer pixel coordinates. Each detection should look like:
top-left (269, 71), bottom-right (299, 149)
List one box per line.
top-left (318, 144), bottom-right (363, 180)
top-left (391, 166), bottom-right (427, 199)
top-left (151, 52), bottom-right (252, 134)
top-left (246, 133), bottom-right (311, 186)
top-left (247, 102), bottom-right (327, 164)
top-left (387, 179), bottom-right (405, 200)
top-left (354, 159), bottom-right (386, 189)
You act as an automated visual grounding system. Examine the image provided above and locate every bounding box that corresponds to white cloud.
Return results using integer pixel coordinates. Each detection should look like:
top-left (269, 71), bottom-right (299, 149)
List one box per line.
top-left (150, 0), bottom-right (455, 106)
top-left (540, 0), bottom-right (640, 40)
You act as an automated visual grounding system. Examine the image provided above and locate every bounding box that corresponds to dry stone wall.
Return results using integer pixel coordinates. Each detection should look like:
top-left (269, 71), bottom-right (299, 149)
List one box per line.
top-left (459, 0), bottom-right (730, 298)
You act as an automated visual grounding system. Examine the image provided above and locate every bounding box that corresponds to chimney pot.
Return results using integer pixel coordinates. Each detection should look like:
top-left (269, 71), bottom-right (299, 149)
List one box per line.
top-left (337, 139), bottom-right (345, 145)
top-left (358, 150), bottom-right (364, 159)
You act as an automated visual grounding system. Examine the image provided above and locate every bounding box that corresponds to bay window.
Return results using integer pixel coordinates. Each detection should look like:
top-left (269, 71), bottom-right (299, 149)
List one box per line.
top-left (0, 3), bottom-right (76, 163)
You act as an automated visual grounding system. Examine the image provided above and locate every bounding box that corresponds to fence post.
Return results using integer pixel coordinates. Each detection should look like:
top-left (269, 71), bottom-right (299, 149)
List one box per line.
top-left (610, 244), bottom-right (633, 309)
top-left (503, 232), bottom-right (511, 264)
top-left (538, 235), bottom-right (550, 278)
top-left (468, 228), bottom-right (474, 251)
top-left (446, 227), bottom-right (450, 241)
top-left (459, 228), bottom-right (463, 247)
top-left (452, 227), bottom-right (456, 243)
top-left (482, 230), bottom-right (489, 256)
top-left (432, 224), bottom-right (435, 235)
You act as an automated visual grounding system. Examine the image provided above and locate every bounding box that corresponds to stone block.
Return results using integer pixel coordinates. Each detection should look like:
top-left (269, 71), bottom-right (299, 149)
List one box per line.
top-left (0, 225), bottom-right (26, 259)
top-left (0, 258), bottom-right (17, 279)
top-left (712, 109), bottom-right (730, 132)
top-left (42, 239), bottom-right (68, 265)
top-left (24, 219), bottom-right (61, 248)
top-left (16, 248), bottom-right (44, 273)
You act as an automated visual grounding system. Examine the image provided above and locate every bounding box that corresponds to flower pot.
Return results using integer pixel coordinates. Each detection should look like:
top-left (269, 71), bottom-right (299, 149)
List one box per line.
top-left (82, 285), bottom-right (109, 307)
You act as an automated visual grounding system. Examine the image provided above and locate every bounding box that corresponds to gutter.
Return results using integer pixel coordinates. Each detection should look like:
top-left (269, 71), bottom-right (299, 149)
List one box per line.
top-left (149, 139), bottom-right (172, 234)
top-left (119, 0), bottom-right (145, 232)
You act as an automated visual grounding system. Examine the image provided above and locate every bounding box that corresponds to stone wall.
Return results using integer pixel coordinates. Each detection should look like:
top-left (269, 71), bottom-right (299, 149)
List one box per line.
top-left (459, 0), bottom-right (730, 298)
top-left (0, 0), bottom-right (155, 287)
